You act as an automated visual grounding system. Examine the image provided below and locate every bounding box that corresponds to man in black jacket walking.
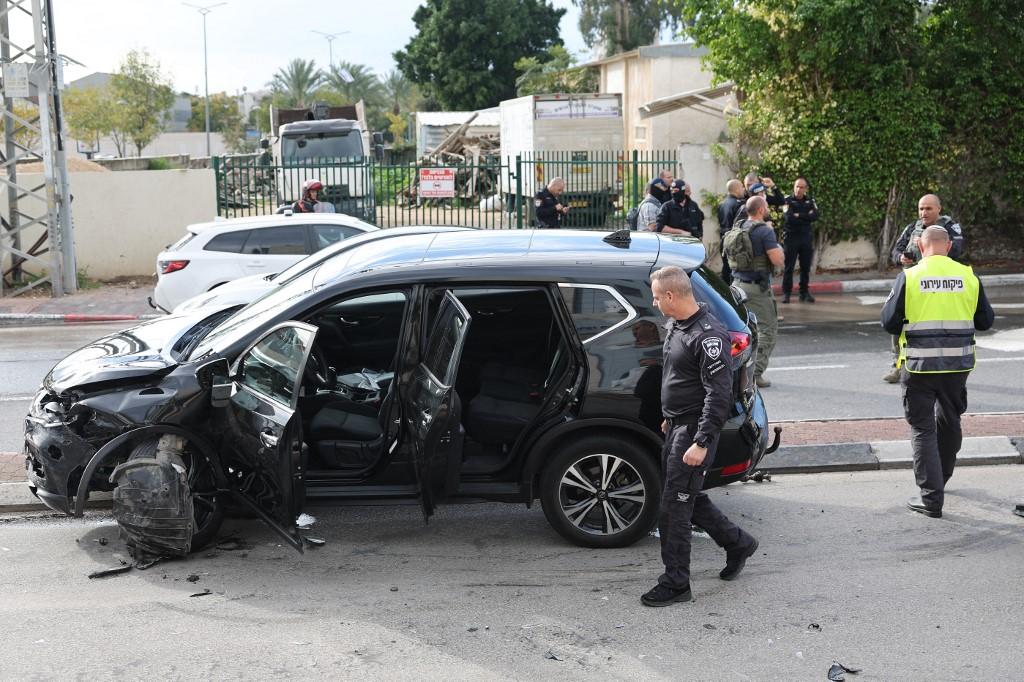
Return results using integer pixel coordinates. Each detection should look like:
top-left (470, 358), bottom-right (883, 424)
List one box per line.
top-left (717, 179), bottom-right (745, 283)
top-left (781, 177), bottom-right (820, 303)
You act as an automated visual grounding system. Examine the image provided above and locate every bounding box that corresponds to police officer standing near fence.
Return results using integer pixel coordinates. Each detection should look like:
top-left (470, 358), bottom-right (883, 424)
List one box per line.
top-left (534, 177), bottom-right (570, 228)
top-left (881, 226), bottom-right (993, 518)
top-left (641, 266), bottom-right (759, 607)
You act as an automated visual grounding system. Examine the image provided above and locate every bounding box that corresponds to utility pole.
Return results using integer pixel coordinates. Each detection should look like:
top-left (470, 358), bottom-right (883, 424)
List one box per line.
top-left (183, 2), bottom-right (225, 157)
top-left (312, 30), bottom-right (349, 70)
top-left (0, 0), bottom-right (76, 297)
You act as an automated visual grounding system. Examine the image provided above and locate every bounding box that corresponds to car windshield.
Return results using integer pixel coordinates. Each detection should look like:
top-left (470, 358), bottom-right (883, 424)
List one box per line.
top-left (269, 228), bottom-right (380, 283)
top-left (189, 269), bottom-right (318, 360)
top-left (282, 132), bottom-right (363, 161)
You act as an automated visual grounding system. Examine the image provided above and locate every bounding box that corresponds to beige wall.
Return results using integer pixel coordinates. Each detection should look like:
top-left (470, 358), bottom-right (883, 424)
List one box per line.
top-left (1, 169), bottom-right (216, 279)
top-left (600, 52), bottom-right (731, 152)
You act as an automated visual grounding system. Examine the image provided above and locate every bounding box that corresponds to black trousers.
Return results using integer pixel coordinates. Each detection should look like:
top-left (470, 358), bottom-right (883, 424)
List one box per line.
top-left (658, 424), bottom-right (746, 589)
top-left (901, 370), bottom-right (970, 509)
top-left (782, 232), bottom-right (813, 295)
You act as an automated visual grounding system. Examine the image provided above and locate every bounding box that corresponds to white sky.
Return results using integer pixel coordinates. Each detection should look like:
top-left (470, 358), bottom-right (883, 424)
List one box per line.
top-left (38, 0), bottom-right (591, 95)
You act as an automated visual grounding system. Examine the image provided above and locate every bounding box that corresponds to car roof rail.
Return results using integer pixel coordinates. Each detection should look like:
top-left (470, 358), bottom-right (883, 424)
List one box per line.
top-left (603, 229), bottom-right (632, 247)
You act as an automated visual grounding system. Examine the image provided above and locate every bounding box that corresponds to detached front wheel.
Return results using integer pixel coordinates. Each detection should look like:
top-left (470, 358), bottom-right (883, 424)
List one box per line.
top-left (539, 435), bottom-right (660, 548)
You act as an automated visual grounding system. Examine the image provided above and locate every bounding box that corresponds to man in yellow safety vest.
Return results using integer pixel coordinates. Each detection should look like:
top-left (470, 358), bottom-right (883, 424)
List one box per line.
top-left (880, 226), bottom-right (994, 518)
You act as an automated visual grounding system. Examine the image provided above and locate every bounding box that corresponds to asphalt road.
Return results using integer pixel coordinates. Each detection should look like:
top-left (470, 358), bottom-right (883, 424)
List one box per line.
top-left (1, 467), bottom-right (1021, 679)
top-left (1, 291), bottom-right (1022, 451)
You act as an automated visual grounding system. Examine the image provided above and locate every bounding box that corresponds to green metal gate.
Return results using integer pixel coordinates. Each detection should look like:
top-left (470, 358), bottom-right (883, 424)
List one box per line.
top-left (213, 150), bottom-right (680, 230)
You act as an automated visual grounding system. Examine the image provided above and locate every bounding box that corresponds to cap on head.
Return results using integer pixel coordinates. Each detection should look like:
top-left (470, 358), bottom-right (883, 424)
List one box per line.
top-left (303, 178), bottom-right (324, 192)
top-left (648, 178), bottom-right (669, 193)
top-left (670, 179), bottom-right (685, 191)
top-left (749, 182), bottom-right (767, 194)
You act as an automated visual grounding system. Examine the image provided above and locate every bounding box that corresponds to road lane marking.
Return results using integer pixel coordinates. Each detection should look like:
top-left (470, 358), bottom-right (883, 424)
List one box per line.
top-left (0, 395), bottom-right (34, 402)
top-left (992, 303), bottom-right (1024, 309)
top-left (770, 364), bottom-right (849, 372)
top-left (976, 356), bottom-right (1024, 363)
top-left (857, 295), bottom-right (889, 305)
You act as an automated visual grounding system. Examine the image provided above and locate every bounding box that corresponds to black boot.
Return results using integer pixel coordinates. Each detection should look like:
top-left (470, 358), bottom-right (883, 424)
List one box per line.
top-left (799, 291), bottom-right (815, 303)
top-left (641, 583), bottom-right (693, 606)
top-left (781, 292), bottom-right (791, 304)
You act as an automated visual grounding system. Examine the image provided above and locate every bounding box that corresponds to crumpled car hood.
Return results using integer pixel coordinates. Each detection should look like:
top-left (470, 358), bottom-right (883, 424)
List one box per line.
top-left (44, 310), bottom-right (222, 394)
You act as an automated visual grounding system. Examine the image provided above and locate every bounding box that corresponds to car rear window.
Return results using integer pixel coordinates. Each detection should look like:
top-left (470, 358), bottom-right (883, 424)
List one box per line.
top-left (313, 224), bottom-right (361, 250)
top-left (204, 230), bottom-right (249, 253)
top-left (557, 284), bottom-right (634, 343)
top-left (243, 226), bottom-right (308, 255)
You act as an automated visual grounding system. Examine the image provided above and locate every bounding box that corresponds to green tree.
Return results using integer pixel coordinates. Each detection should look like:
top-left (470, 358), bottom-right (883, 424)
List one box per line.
top-left (514, 45), bottom-right (599, 95)
top-left (111, 49), bottom-right (175, 156)
top-left (267, 58), bottom-right (323, 108)
top-left (575, 0), bottom-right (672, 57)
top-left (322, 62), bottom-right (386, 110)
top-left (920, 0), bottom-right (1024, 243)
top-left (187, 92), bottom-right (243, 134)
top-left (64, 86), bottom-right (131, 156)
top-left (381, 69), bottom-right (421, 115)
top-left (670, 0), bottom-right (940, 266)
top-left (394, 0), bottom-right (565, 110)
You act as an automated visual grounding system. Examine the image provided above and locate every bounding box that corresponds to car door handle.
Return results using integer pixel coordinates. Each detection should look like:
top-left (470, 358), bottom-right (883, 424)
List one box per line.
top-left (260, 429), bottom-right (279, 448)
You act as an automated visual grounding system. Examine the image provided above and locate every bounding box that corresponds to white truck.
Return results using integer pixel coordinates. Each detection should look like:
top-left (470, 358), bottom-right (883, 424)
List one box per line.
top-left (263, 103), bottom-right (379, 222)
top-left (499, 93), bottom-right (624, 227)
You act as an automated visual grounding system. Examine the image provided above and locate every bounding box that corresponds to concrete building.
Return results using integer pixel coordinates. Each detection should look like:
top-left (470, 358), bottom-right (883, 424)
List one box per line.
top-left (586, 43), bottom-right (736, 151)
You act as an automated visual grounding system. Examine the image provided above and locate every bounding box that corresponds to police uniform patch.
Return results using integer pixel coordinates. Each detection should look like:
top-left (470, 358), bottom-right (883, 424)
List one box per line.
top-left (534, 199), bottom-right (542, 207)
top-left (702, 337), bottom-right (722, 360)
top-left (950, 223), bottom-right (962, 235)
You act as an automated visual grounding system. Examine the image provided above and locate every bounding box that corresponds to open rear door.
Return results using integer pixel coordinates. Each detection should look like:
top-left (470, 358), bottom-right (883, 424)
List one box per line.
top-left (405, 291), bottom-right (472, 521)
top-left (219, 322), bottom-right (317, 551)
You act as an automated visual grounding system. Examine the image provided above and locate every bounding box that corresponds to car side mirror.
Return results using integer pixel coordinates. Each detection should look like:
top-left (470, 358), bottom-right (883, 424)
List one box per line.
top-left (196, 358), bottom-right (233, 408)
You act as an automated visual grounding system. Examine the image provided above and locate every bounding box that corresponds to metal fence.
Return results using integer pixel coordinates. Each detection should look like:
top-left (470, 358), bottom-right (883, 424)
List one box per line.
top-left (213, 150), bottom-right (680, 230)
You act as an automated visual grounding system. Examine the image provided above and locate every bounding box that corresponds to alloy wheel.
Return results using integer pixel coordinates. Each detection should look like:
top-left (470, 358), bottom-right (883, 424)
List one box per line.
top-left (558, 453), bottom-right (647, 536)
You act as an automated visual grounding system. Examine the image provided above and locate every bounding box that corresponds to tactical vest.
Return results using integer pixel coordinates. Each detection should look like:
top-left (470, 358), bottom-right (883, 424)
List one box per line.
top-left (904, 215), bottom-right (956, 264)
top-left (898, 255), bottom-right (979, 373)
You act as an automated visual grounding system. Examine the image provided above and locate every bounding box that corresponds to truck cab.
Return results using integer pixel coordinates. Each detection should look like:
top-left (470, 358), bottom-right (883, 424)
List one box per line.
top-left (269, 105), bottom-right (376, 223)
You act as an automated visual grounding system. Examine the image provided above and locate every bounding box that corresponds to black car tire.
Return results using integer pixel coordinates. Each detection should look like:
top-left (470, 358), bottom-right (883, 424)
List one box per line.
top-left (126, 437), bottom-right (226, 552)
top-left (539, 435), bottom-right (660, 549)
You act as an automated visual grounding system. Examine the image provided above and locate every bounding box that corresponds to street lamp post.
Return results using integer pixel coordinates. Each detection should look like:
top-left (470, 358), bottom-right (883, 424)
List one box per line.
top-left (184, 2), bottom-right (226, 157)
top-left (312, 30), bottom-right (349, 70)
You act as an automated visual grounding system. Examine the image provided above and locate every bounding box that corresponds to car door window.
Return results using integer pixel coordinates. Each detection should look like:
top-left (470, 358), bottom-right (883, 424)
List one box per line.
top-left (204, 230), bottom-right (250, 253)
top-left (238, 325), bottom-right (315, 408)
top-left (423, 296), bottom-right (469, 385)
top-left (243, 226), bottom-right (308, 255)
top-left (313, 224), bottom-right (361, 251)
top-left (557, 284), bottom-right (635, 343)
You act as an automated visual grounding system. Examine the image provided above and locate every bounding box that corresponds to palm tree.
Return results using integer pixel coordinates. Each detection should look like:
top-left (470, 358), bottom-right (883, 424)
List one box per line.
top-left (381, 69), bottom-right (421, 115)
top-left (323, 61), bottom-right (386, 110)
top-left (267, 58), bottom-right (323, 108)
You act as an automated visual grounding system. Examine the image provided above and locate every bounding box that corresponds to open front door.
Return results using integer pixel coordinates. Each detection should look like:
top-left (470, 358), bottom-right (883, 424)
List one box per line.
top-left (219, 322), bottom-right (318, 552)
top-left (406, 291), bottom-right (472, 521)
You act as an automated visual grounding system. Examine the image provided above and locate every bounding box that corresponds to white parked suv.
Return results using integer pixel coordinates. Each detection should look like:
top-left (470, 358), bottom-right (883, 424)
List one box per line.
top-left (151, 213), bottom-right (377, 311)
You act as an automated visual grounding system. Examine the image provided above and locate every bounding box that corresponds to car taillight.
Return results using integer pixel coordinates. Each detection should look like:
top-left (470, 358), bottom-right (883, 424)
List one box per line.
top-left (729, 331), bottom-right (750, 357)
top-left (720, 459), bottom-right (751, 476)
top-left (159, 260), bottom-right (189, 274)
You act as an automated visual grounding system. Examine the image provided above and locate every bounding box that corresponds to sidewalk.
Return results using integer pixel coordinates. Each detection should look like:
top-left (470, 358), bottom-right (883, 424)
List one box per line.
top-left (1, 268), bottom-right (1023, 326)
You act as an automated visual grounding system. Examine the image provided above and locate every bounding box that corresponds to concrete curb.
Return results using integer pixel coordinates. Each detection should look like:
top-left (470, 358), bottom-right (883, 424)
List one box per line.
top-left (759, 435), bottom-right (1023, 475)
top-left (770, 272), bottom-right (1024, 295)
top-left (0, 313), bottom-right (162, 327)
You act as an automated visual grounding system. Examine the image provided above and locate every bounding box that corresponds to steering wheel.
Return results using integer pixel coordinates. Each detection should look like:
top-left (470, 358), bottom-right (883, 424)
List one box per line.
top-left (303, 345), bottom-right (334, 390)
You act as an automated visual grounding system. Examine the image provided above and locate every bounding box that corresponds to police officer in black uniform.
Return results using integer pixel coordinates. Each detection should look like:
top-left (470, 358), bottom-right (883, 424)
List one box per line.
top-left (641, 266), bottom-right (759, 607)
top-left (533, 176), bottom-right (569, 228)
top-left (656, 180), bottom-right (705, 237)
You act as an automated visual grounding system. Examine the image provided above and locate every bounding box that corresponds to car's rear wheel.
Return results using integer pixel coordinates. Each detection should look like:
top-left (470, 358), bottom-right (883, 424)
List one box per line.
top-left (124, 437), bottom-right (225, 552)
top-left (539, 435), bottom-right (660, 548)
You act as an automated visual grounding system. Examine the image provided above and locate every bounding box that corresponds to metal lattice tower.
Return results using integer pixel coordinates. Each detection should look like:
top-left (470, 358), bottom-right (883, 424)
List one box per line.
top-left (0, 0), bottom-right (75, 297)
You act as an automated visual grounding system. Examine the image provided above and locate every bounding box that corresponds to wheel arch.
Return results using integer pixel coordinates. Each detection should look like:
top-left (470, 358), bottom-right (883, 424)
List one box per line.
top-left (73, 424), bottom-right (226, 517)
top-left (519, 418), bottom-right (662, 503)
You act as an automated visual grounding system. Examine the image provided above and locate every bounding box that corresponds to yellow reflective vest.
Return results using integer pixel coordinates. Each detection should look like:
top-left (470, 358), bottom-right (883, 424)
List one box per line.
top-left (898, 255), bottom-right (979, 373)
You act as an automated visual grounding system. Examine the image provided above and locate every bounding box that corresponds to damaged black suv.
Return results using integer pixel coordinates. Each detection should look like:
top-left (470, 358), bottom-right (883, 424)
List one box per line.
top-left (25, 229), bottom-right (777, 556)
